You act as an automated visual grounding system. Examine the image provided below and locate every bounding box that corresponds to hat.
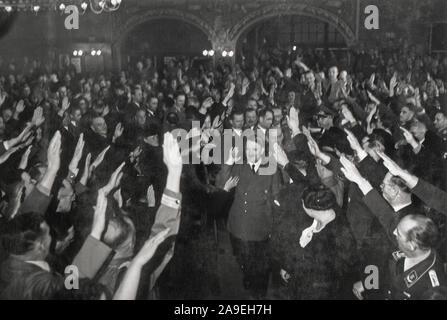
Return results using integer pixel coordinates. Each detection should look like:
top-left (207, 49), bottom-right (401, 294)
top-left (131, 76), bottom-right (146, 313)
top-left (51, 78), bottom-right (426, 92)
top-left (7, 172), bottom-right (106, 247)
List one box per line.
top-left (302, 185), bottom-right (336, 211)
top-left (316, 105), bottom-right (336, 118)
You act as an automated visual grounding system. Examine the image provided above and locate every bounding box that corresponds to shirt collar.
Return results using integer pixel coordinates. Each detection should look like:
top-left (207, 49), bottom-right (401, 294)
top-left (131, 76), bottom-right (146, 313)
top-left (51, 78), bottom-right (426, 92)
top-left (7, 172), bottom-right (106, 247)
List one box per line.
top-left (392, 201), bottom-right (412, 213)
top-left (233, 128), bottom-right (242, 136)
top-left (25, 260), bottom-right (51, 272)
top-left (404, 250), bottom-right (432, 272)
top-left (248, 159), bottom-right (262, 173)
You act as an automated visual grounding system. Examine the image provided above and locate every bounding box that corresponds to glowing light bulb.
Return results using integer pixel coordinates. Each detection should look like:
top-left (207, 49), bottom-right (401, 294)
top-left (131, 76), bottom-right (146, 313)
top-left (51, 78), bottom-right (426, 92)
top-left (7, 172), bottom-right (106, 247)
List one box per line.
top-left (208, 50), bottom-right (214, 57)
top-left (228, 51), bottom-right (234, 57)
top-left (59, 3), bottom-right (66, 11)
top-left (202, 50), bottom-right (208, 56)
top-left (73, 50), bottom-right (78, 56)
top-left (96, 50), bottom-right (102, 56)
top-left (5, 6), bottom-right (12, 12)
top-left (81, 2), bottom-right (88, 10)
top-left (91, 50), bottom-right (96, 56)
top-left (78, 50), bottom-right (83, 56)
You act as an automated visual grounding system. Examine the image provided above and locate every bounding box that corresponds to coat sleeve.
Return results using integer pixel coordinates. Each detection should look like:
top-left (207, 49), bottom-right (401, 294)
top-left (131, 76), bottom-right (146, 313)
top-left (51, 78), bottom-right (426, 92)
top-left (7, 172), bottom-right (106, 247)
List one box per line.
top-left (411, 179), bottom-right (447, 216)
top-left (147, 188), bottom-right (182, 294)
top-left (71, 235), bottom-right (113, 279)
top-left (20, 186), bottom-right (52, 215)
top-left (363, 189), bottom-right (398, 240)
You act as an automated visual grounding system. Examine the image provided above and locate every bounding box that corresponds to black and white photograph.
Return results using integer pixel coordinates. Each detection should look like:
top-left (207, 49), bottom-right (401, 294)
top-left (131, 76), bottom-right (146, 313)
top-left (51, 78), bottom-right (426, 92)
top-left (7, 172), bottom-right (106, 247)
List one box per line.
top-left (0, 0), bottom-right (446, 306)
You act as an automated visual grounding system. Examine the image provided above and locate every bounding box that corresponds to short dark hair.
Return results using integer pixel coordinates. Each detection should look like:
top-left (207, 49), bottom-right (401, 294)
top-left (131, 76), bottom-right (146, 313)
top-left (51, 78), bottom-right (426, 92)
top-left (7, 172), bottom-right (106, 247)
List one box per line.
top-left (1, 212), bottom-right (47, 255)
top-left (231, 108), bottom-right (245, 120)
top-left (257, 107), bottom-right (273, 118)
top-left (302, 185), bottom-right (336, 211)
top-left (406, 214), bottom-right (439, 251)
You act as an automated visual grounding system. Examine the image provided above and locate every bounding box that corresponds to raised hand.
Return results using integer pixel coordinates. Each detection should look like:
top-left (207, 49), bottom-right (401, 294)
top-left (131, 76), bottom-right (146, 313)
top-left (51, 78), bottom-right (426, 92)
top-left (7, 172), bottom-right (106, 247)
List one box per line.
top-left (80, 153), bottom-right (92, 186)
top-left (90, 145), bottom-right (110, 172)
top-left (47, 130), bottom-right (62, 172)
top-left (273, 143), bottom-right (289, 167)
top-left (376, 150), bottom-right (404, 177)
top-left (68, 133), bottom-right (85, 176)
top-left (61, 96), bottom-right (70, 112)
top-left (344, 129), bottom-right (363, 154)
top-left (133, 228), bottom-right (171, 266)
top-left (129, 146), bottom-right (142, 164)
top-left (18, 145), bottom-right (32, 170)
top-left (341, 104), bottom-right (356, 124)
top-left (286, 107), bottom-right (300, 137)
top-left (146, 185), bottom-right (156, 207)
top-left (113, 123), bottom-right (124, 143)
top-left (99, 162), bottom-right (125, 196)
top-left (91, 190), bottom-right (108, 240)
top-left (201, 97), bottom-right (213, 110)
top-left (162, 132), bottom-right (183, 173)
top-left (0, 144), bottom-right (24, 165)
top-left (340, 155), bottom-right (363, 184)
top-left (224, 176), bottom-right (240, 192)
top-left (32, 106), bottom-right (45, 127)
top-left (15, 100), bottom-right (26, 114)
top-left (400, 127), bottom-right (418, 148)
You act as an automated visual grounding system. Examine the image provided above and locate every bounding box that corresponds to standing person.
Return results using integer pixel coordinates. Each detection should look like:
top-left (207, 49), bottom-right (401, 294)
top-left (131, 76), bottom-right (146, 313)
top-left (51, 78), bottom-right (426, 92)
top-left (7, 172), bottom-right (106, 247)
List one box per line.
top-left (216, 137), bottom-right (280, 299)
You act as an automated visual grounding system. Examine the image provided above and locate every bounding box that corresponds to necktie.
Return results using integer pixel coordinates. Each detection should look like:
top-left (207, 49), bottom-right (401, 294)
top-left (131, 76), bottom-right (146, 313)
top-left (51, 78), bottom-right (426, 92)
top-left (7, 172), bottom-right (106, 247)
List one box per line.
top-left (251, 164), bottom-right (256, 173)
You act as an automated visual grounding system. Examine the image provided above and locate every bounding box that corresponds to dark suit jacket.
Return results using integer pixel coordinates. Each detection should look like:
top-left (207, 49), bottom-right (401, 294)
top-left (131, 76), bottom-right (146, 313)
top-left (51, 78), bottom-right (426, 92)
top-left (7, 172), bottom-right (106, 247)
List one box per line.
top-left (0, 236), bottom-right (112, 299)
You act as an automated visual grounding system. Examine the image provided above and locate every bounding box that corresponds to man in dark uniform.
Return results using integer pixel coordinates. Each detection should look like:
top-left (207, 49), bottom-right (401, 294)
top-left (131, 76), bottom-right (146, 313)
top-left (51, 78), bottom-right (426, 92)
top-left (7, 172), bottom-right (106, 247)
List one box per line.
top-left (339, 157), bottom-right (447, 300)
top-left (386, 215), bottom-right (446, 300)
top-left (216, 136), bottom-right (280, 299)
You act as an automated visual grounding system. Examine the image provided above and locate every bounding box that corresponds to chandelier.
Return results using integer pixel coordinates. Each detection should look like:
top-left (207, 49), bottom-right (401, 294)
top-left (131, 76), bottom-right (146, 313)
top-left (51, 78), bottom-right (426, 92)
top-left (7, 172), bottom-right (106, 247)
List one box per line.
top-left (0, 0), bottom-right (123, 14)
top-left (89, 0), bottom-right (122, 14)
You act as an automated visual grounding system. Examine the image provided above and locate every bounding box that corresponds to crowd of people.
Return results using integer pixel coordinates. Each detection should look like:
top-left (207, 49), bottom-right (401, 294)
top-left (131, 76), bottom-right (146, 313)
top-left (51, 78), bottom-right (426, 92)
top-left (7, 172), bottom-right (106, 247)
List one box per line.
top-left (0, 42), bottom-right (446, 300)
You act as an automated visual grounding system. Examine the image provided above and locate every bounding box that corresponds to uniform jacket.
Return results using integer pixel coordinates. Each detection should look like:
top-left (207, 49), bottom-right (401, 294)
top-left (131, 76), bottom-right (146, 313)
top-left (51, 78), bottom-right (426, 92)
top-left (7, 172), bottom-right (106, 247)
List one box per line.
top-left (216, 163), bottom-right (280, 241)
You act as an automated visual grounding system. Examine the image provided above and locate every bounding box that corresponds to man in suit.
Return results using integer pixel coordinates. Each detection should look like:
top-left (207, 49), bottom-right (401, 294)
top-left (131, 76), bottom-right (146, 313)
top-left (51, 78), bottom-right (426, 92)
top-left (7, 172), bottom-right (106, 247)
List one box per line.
top-left (216, 136), bottom-right (280, 299)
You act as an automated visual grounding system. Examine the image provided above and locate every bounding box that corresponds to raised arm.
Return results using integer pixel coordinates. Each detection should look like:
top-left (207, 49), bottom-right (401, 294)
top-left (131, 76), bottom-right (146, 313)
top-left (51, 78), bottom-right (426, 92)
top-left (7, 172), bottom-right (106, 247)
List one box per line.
top-left (377, 150), bottom-right (447, 216)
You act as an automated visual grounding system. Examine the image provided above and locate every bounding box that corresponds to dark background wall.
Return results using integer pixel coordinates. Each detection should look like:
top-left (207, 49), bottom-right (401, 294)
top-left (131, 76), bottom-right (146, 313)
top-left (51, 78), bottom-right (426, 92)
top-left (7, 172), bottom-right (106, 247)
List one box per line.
top-left (0, 0), bottom-right (444, 70)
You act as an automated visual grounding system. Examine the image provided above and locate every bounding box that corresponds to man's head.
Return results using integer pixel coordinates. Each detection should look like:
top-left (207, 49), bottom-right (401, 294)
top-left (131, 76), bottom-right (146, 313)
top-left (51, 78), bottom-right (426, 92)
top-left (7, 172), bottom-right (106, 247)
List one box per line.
top-left (69, 106), bottom-right (82, 125)
top-left (246, 99), bottom-right (258, 110)
top-left (304, 71), bottom-right (315, 88)
top-left (56, 180), bottom-right (75, 213)
top-left (394, 215), bottom-right (438, 257)
top-left (287, 91), bottom-right (296, 104)
top-left (302, 185), bottom-right (336, 219)
top-left (257, 108), bottom-right (273, 130)
top-left (399, 104), bottom-right (416, 124)
top-left (409, 120), bottom-right (427, 142)
top-left (245, 108), bottom-right (257, 128)
top-left (132, 86), bottom-right (143, 104)
top-left (92, 99), bottom-right (105, 116)
top-left (230, 109), bottom-right (244, 130)
top-left (381, 173), bottom-right (411, 206)
top-left (174, 92), bottom-right (186, 110)
top-left (1, 212), bottom-right (52, 260)
top-left (316, 106), bottom-right (335, 130)
top-left (328, 66), bottom-right (339, 82)
top-left (245, 138), bottom-right (264, 164)
top-left (434, 110), bottom-right (447, 132)
top-left (135, 109), bottom-right (146, 128)
top-left (272, 106), bottom-right (283, 127)
top-left (148, 97), bottom-right (158, 113)
top-left (91, 117), bottom-right (108, 138)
